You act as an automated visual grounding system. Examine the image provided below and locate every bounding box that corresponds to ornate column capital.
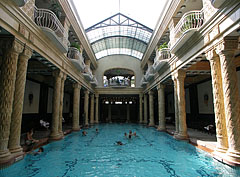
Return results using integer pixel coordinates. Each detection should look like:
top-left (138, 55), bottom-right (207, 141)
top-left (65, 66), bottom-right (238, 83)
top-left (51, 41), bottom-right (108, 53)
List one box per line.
top-left (205, 47), bottom-right (218, 61)
top-left (52, 69), bottom-right (63, 78)
top-left (20, 45), bottom-right (33, 59)
top-left (139, 93), bottom-right (143, 98)
top-left (148, 90), bottom-right (154, 95)
top-left (157, 83), bottom-right (165, 90)
top-left (62, 73), bottom-right (67, 81)
top-left (73, 82), bottom-right (81, 89)
top-left (95, 93), bottom-right (99, 98)
top-left (90, 93), bottom-right (95, 98)
top-left (215, 37), bottom-right (238, 55)
top-left (84, 90), bottom-right (89, 95)
top-left (175, 69), bottom-right (186, 80)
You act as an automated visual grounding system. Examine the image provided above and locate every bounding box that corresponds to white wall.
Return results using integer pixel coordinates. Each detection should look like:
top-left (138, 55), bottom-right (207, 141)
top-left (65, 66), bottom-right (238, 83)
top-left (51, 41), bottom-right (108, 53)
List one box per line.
top-left (95, 55), bottom-right (143, 87)
top-left (197, 80), bottom-right (214, 114)
top-left (23, 80), bottom-right (40, 113)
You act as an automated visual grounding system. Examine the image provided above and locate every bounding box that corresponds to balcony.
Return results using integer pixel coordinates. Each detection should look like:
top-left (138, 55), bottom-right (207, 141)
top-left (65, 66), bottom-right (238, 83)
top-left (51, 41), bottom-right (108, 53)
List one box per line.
top-left (12, 0), bottom-right (27, 7)
top-left (171, 10), bottom-right (204, 53)
top-left (67, 47), bottom-right (85, 72)
top-left (90, 76), bottom-right (98, 86)
top-left (153, 48), bottom-right (171, 72)
top-left (140, 77), bottom-right (148, 87)
top-left (108, 78), bottom-right (130, 88)
top-left (34, 7), bottom-right (68, 53)
top-left (144, 66), bottom-right (155, 81)
top-left (83, 67), bottom-right (93, 81)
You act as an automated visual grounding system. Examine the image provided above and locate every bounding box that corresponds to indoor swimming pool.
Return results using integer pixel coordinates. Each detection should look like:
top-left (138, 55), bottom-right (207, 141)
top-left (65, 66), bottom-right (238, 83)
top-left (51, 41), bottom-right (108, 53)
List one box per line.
top-left (1, 124), bottom-right (240, 177)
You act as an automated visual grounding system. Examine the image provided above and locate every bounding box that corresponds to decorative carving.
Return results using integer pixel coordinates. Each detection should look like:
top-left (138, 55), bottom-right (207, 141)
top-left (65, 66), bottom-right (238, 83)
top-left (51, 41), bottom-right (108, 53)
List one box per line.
top-left (0, 39), bottom-right (24, 160)
top-left (20, 0), bottom-right (36, 20)
top-left (202, 0), bottom-right (217, 22)
top-left (206, 48), bottom-right (228, 153)
top-left (29, 33), bottom-right (34, 43)
top-left (8, 46), bottom-right (33, 154)
top-left (19, 24), bottom-right (25, 36)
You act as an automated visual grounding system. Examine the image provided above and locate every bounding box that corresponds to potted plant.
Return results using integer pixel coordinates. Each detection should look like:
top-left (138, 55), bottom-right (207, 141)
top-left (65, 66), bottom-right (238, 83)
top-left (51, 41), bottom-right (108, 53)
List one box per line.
top-left (70, 42), bottom-right (81, 51)
top-left (158, 42), bottom-right (168, 51)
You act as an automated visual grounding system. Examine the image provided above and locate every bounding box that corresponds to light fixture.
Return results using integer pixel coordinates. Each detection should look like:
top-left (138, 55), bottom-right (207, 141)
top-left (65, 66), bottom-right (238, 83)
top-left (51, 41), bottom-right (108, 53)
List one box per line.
top-left (180, 5), bottom-right (186, 9)
top-left (177, 11), bottom-right (182, 15)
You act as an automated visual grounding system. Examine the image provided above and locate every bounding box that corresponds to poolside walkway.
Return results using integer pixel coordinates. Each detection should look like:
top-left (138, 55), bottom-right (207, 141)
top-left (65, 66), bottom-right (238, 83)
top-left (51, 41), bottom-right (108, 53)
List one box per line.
top-left (165, 125), bottom-right (217, 152)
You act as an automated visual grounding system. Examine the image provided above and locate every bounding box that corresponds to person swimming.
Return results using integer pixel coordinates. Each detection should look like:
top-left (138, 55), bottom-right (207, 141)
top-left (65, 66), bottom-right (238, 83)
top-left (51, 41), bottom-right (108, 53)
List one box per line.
top-left (82, 131), bottom-right (87, 136)
top-left (116, 141), bottom-right (124, 145)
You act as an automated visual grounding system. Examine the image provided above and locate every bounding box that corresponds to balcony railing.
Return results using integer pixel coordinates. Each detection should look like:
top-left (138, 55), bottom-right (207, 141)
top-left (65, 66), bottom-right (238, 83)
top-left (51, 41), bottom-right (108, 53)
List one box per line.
top-left (144, 66), bottom-right (154, 81)
top-left (83, 67), bottom-right (93, 81)
top-left (108, 78), bottom-right (130, 88)
top-left (174, 11), bottom-right (204, 38)
top-left (67, 47), bottom-right (85, 72)
top-left (140, 77), bottom-right (148, 86)
top-left (153, 48), bottom-right (171, 72)
top-left (90, 76), bottom-right (98, 86)
top-left (34, 7), bottom-right (68, 52)
top-left (12, 0), bottom-right (27, 7)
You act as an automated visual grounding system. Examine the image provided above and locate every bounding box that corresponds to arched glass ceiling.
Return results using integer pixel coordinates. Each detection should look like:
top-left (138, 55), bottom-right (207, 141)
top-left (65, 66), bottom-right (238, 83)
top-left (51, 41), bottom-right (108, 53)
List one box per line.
top-left (85, 13), bottom-right (153, 60)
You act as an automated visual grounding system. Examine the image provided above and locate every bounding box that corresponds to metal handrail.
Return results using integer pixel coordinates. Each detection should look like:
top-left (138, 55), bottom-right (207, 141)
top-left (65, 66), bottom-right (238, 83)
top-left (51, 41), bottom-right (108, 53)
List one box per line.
top-left (34, 7), bottom-right (65, 38)
top-left (174, 10), bottom-right (204, 38)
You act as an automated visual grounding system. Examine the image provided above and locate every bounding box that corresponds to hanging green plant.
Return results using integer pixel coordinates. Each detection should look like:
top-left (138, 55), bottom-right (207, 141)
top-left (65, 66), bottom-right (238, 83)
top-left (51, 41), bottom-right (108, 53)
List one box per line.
top-left (70, 42), bottom-right (81, 51)
top-left (158, 42), bottom-right (168, 51)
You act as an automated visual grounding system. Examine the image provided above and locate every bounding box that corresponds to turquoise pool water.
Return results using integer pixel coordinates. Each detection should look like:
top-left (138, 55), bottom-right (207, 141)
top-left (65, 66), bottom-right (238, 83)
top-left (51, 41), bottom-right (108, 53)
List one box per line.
top-left (1, 124), bottom-right (240, 177)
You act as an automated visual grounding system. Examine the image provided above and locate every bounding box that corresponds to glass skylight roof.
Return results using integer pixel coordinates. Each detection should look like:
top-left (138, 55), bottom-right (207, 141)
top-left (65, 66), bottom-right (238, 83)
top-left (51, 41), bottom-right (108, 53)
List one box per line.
top-left (85, 13), bottom-right (153, 60)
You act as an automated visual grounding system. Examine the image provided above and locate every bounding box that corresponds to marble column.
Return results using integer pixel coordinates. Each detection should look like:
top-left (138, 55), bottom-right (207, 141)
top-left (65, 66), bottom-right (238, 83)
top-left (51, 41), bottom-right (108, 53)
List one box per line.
top-left (90, 94), bottom-right (95, 124)
top-left (143, 94), bottom-right (148, 124)
top-left (8, 46), bottom-right (32, 156)
top-left (108, 104), bottom-right (112, 123)
top-left (157, 83), bottom-right (166, 131)
top-left (49, 70), bottom-right (63, 140)
top-left (95, 94), bottom-right (99, 123)
top-left (126, 104), bottom-right (130, 123)
top-left (0, 39), bottom-right (23, 163)
top-left (172, 74), bottom-right (179, 136)
top-left (148, 90), bottom-right (155, 126)
top-left (72, 83), bottom-right (81, 131)
top-left (84, 90), bottom-right (89, 126)
top-left (206, 49), bottom-right (228, 154)
top-left (139, 94), bottom-right (143, 123)
top-left (216, 38), bottom-right (240, 163)
top-left (58, 73), bottom-right (66, 136)
top-left (175, 70), bottom-right (188, 140)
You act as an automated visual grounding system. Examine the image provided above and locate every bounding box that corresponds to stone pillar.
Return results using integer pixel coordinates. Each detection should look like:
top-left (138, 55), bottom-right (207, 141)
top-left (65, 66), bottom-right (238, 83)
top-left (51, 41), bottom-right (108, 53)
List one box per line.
top-left (90, 94), bottom-right (95, 124)
top-left (58, 73), bottom-right (66, 136)
top-left (95, 94), bottom-right (99, 123)
top-left (126, 104), bottom-right (130, 123)
top-left (216, 38), bottom-right (240, 163)
top-left (148, 90), bottom-right (155, 126)
top-left (0, 39), bottom-right (23, 163)
top-left (108, 104), bottom-right (112, 123)
top-left (172, 74), bottom-right (179, 136)
top-left (49, 70), bottom-right (63, 140)
top-left (139, 94), bottom-right (143, 123)
top-left (84, 90), bottom-right (89, 126)
top-left (8, 45), bottom-right (32, 156)
top-left (157, 83), bottom-right (166, 131)
top-left (175, 70), bottom-right (188, 140)
top-left (206, 48), bottom-right (228, 154)
top-left (72, 83), bottom-right (81, 131)
top-left (143, 94), bottom-right (148, 124)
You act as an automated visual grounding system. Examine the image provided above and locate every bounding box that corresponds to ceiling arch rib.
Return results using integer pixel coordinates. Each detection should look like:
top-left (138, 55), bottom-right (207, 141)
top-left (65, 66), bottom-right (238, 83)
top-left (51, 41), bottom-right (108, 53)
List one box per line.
top-left (85, 13), bottom-right (153, 60)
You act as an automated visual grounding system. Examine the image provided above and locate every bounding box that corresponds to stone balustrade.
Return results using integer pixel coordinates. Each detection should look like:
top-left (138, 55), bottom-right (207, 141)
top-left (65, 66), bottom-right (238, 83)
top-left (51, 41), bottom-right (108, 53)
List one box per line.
top-left (153, 48), bottom-right (171, 72)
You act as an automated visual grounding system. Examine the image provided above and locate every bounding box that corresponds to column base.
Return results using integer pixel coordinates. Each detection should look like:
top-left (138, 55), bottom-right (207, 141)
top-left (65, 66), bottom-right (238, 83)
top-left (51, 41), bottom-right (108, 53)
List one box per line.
top-left (174, 133), bottom-right (189, 141)
top-left (9, 146), bottom-right (23, 156)
top-left (148, 123), bottom-right (155, 127)
top-left (95, 121), bottom-right (99, 124)
top-left (157, 126), bottom-right (166, 132)
top-left (225, 149), bottom-right (240, 164)
top-left (49, 133), bottom-right (63, 141)
top-left (0, 149), bottom-right (12, 164)
top-left (72, 127), bottom-right (80, 131)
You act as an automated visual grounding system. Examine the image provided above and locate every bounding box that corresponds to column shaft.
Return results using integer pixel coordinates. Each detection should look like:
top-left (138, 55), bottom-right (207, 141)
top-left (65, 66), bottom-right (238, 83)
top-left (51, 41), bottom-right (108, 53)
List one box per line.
top-left (0, 39), bottom-right (23, 162)
top-left (84, 90), bottom-right (89, 126)
top-left (95, 94), bottom-right (99, 123)
top-left (216, 38), bottom-right (240, 162)
top-left (172, 76), bottom-right (179, 135)
top-left (206, 49), bottom-right (228, 153)
top-left (157, 84), bottom-right (166, 131)
top-left (143, 94), bottom-right (148, 124)
top-left (58, 74), bottom-right (66, 136)
top-left (148, 91), bottom-right (155, 126)
top-left (72, 83), bottom-right (81, 131)
top-left (175, 70), bottom-right (188, 140)
top-left (50, 70), bottom-right (62, 139)
top-left (8, 46), bottom-right (32, 155)
top-left (139, 94), bottom-right (143, 123)
top-left (90, 94), bottom-right (95, 124)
